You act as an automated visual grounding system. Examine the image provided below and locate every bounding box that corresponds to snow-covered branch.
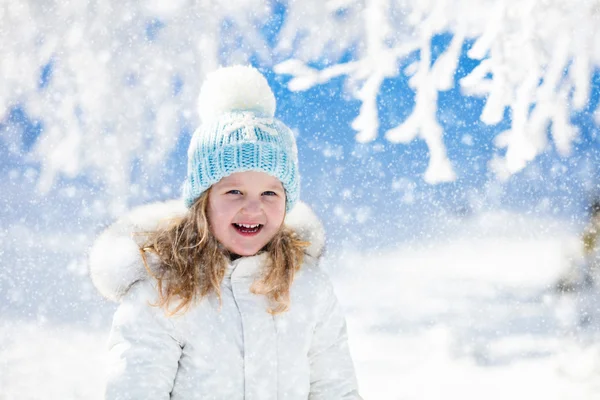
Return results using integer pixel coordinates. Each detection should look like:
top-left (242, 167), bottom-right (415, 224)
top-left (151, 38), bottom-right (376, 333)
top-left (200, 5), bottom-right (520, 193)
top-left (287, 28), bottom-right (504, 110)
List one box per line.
top-left (277, 0), bottom-right (600, 182)
top-left (1, 0), bottom-right (599, 208)
top-left (0, 0), bottom-right (268, 213)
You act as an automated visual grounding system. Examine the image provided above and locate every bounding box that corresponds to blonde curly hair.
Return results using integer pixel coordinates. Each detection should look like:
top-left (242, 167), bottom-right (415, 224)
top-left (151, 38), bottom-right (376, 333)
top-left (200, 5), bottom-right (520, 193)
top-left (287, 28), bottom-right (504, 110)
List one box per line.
top-left (140, 190), bottom-right (309, 315)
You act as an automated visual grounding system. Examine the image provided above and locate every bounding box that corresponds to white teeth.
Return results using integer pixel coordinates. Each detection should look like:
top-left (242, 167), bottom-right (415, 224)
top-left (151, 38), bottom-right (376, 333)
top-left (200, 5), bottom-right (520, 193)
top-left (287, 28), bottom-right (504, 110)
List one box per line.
top-left (237, 223), bottom-right (260, 228)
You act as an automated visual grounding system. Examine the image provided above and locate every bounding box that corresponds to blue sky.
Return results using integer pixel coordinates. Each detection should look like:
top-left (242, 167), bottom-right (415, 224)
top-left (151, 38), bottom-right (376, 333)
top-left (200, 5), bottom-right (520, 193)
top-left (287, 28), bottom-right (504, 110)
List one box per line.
top-left (262, 35), bottom-right (600, 247)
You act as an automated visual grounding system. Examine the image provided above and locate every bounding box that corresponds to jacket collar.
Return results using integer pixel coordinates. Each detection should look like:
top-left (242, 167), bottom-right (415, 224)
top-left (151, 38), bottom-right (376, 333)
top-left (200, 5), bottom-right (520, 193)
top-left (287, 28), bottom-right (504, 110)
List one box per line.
top-left (225, 252), bottom-right (268, 280)
top-left (89, 200), bottom-right (325, 302)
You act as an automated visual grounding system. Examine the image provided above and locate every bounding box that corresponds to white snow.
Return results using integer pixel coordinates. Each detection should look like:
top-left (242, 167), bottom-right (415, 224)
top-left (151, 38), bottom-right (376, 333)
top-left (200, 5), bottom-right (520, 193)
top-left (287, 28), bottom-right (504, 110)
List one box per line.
top-left (330, 212), bottom-right (600, 399)
top-left (0, 321), bottom-right (108, 399)
top-left (2, 212), bottom-right (599, 399)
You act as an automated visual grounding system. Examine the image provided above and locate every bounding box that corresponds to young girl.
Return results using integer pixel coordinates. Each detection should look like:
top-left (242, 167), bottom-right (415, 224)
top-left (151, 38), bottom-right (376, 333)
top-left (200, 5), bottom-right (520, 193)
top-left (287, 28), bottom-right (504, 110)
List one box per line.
top-left (89, 65), bottom-right (362, 399)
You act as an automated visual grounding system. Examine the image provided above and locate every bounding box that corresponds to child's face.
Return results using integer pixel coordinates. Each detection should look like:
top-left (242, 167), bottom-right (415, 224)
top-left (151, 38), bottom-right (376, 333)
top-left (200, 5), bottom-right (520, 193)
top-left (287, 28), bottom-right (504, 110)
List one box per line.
top-left (207, 171), bottom-right (286, 257)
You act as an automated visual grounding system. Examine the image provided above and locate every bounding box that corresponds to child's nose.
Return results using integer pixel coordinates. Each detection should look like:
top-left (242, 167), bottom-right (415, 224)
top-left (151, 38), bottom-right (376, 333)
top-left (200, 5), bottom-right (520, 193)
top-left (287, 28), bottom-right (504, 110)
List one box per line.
top-left (242, 198), bottom-right (262, 215)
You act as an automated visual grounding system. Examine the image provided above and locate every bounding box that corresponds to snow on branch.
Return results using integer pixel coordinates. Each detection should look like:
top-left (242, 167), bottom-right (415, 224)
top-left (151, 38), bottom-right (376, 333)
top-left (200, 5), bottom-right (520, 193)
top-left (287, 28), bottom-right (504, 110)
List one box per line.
top-left (1, 0), bottom-right (599, 209)
top-left (277, 0), bottom-right (600, 183)
top-left (0, 0), bottom-right (269, 213)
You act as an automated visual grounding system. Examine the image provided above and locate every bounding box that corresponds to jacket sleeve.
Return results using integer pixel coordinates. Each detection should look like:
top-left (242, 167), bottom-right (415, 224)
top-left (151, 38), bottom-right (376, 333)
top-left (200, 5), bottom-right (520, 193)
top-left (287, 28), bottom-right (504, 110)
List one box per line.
top-left (105, 281), bottom-right (183, 400)
top-left (308, 277), bottom-right (362, 399)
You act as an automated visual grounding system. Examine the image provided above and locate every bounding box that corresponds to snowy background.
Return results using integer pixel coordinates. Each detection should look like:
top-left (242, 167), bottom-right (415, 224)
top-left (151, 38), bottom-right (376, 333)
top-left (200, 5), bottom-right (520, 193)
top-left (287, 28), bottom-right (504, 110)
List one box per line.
top-left (2, 1), bottom-right (600, 399)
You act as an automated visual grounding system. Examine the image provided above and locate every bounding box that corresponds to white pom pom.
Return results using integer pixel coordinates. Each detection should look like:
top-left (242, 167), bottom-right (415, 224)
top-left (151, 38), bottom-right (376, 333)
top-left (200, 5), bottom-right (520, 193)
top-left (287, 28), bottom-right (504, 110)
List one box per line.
top-left (198, 65), bottom-right (276, 123)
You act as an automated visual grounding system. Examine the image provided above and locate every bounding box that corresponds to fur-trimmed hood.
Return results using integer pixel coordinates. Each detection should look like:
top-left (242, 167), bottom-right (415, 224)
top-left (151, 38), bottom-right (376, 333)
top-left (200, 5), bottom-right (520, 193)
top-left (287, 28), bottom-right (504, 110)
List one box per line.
top-left (89, 200), bottom-right (325, 302)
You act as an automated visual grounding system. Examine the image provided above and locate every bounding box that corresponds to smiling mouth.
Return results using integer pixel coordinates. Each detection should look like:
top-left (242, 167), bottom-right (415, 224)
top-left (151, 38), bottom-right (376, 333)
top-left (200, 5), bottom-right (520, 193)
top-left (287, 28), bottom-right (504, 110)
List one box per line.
top-left (232, 223), bottom-right (263, 234)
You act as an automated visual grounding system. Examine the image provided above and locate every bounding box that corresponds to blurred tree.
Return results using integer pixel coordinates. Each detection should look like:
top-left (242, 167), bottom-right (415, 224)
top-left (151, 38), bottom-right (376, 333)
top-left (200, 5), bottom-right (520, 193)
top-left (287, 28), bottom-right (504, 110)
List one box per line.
top-left (1, 0), bottom-right (599, 213)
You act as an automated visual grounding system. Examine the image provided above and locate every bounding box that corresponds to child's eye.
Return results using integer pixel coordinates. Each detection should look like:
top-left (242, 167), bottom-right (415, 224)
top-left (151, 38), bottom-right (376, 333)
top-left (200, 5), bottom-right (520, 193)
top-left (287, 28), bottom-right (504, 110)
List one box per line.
top-left (227, 190), bottom-right (242, 195)
top-left (262, 191), bottom-right (277, 196)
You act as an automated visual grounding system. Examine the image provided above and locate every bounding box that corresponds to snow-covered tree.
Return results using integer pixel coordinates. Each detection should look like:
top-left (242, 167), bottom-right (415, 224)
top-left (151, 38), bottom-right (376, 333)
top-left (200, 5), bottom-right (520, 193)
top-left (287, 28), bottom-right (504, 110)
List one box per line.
top-left (2, 0), bottom-right (599, 212)
top-left (1, 0), bottom-right (271, 212)
top-left (276, 0), bottom-right (600, 183)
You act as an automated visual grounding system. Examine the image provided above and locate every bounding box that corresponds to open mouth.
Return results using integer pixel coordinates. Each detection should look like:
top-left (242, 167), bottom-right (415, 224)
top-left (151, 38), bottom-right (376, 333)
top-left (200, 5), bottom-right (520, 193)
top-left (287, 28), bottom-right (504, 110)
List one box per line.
top-left (232, 223), bottom-right (263, 234)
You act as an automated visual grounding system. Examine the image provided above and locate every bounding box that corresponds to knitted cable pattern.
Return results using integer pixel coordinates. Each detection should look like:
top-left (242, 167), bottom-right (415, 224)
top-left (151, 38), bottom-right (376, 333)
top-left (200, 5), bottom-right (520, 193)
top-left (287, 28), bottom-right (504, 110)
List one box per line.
top-left (183, 111), bottom-right (300, 211)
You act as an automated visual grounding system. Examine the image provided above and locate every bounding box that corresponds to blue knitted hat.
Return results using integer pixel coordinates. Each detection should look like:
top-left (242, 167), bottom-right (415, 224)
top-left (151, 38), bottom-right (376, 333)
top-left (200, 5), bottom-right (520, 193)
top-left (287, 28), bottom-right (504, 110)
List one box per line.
top-left (183, 65), bottom-right (300, 211)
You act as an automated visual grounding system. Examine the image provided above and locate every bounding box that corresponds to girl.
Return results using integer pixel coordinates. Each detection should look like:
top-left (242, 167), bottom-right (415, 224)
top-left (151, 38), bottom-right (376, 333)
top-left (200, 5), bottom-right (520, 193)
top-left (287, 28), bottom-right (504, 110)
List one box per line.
top-left (89, 65), bottom-right (362, 399)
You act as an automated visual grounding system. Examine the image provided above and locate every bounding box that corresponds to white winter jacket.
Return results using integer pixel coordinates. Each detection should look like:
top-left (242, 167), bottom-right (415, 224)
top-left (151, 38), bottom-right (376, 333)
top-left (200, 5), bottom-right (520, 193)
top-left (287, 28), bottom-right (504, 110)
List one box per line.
top-left (89, 200), bottom-right (361, 400)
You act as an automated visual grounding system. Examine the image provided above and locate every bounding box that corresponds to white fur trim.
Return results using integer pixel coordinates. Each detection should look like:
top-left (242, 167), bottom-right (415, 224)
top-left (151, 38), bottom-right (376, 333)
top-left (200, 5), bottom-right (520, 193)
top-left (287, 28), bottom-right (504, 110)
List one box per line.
top-left (89, 200), bottom-right (187, 302)
top-left (198, 65), bottom-right (276, 123)
top-left (89, 199), bottom-right (324, 302)
top-left (285, 201), bottom-right (325, 259)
